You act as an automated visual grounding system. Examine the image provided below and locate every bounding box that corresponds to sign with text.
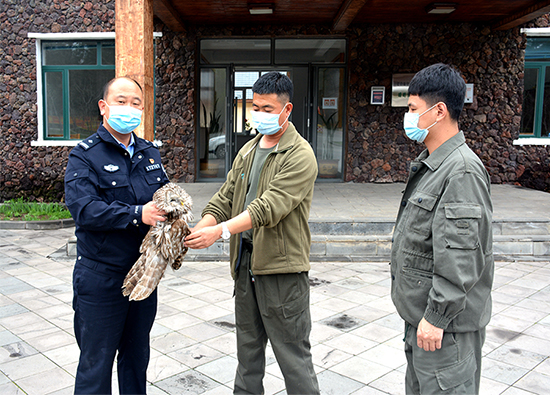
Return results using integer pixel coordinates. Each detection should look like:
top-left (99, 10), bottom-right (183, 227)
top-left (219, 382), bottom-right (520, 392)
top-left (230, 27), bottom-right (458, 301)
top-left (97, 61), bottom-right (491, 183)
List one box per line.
top-left (465, 83), bottom-right (474, 103)
top-left (371, 86), bottom-right (385, 105)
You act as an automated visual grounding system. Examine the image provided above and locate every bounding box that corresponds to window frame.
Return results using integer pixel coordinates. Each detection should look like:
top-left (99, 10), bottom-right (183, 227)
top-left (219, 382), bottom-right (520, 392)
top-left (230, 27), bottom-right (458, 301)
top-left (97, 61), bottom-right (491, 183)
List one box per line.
top-left (517, 28), bottom-right (550, 145)
top-left (28, 32), bottom-right (162, 147)
top-left (520, 62), bottom-right (545, 138)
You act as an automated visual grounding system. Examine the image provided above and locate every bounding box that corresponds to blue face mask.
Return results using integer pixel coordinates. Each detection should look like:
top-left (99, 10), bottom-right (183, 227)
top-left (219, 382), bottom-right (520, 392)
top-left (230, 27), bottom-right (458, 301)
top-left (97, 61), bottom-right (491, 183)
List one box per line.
top-left (105, 103), bottom-right (143, 134)
top-left (251, 104), bottom-right (290, 136)
top-left (403, 104), bottom-right (438, 143)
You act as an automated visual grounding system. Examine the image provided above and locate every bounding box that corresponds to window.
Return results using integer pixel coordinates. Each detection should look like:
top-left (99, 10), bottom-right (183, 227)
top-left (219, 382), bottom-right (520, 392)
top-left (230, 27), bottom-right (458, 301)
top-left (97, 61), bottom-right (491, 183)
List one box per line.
top-left (518, 29), bottom-right (550, 145)
top-left (28, 33), bottom-right (117, 146)
top-left (42, 40), bottom-right (115, 141)
top-left (28, 32), bottom-right (161, 146)
top-left (199, 38), bottom-right (346, 65)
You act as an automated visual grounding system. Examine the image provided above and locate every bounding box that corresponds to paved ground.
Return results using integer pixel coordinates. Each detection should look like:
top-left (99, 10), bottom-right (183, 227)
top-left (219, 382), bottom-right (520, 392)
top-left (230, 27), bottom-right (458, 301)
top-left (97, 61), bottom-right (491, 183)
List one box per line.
top-left (0, 224), bottom-right (549, 394)
top-left (183, 182), bottom-right (550, 223)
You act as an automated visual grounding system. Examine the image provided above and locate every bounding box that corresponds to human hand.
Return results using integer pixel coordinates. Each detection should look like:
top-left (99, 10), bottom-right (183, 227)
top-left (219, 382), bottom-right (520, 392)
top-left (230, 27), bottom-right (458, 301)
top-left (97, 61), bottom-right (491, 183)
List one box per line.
top-left (142, 201), bottom-right (166, 226)
top-left (417, 317), bottom-right (444, 352)
top-left (184, 225), bottom-right (222, 249)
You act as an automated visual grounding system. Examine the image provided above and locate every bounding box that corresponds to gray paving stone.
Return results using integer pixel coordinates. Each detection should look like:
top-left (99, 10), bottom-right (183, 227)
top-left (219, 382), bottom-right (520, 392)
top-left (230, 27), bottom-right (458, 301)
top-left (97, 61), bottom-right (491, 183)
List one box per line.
top-left (0, 341), bottom-right (39, 364)
top-left (0, 331), bottom-right (20, 347)
top-left (154, 370), bottom-right (219, 394)
top-left (0, 304), bottom-right (28, 319)
top-left (316, 369), bottom-right (364, 394)
top-left (0, 277), bottom-right (33, 295)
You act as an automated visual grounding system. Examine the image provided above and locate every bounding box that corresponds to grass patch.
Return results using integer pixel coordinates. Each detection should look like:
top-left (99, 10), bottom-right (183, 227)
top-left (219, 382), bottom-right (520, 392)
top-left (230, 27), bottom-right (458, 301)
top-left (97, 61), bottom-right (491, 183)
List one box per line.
top-left (0, 198), bottom-right (72, 221)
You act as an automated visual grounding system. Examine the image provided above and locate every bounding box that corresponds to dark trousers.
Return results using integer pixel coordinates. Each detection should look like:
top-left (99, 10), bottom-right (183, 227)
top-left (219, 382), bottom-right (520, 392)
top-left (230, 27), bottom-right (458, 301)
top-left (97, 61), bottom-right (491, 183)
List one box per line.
top-left (404, 323), bottom-right (485, 394)
top-left (233, 245), bottom-right (319, 395)
top-left (72, 263), bottom-right (157, 395)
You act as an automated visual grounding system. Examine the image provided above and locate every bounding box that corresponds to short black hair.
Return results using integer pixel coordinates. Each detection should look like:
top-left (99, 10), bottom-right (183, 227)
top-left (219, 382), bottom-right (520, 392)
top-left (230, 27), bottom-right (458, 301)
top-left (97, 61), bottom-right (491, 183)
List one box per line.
top-left (252, 71), bottom-right (293, 103)
top-left (102, 76), bottom-right (143, 99)
top-left (408, 63), bottom-right (466, 121)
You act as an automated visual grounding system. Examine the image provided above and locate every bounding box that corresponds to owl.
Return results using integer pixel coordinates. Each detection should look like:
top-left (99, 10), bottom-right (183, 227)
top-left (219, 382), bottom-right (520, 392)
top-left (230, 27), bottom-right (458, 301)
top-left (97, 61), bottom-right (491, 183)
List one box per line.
top-left (122, 182), bottom-right (193, 301)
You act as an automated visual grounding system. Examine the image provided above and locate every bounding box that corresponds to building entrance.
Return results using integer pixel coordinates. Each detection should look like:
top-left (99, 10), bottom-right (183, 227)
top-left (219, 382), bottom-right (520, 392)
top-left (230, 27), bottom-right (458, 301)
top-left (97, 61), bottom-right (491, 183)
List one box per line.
top-left (197, 38), bottom-right (346, 181)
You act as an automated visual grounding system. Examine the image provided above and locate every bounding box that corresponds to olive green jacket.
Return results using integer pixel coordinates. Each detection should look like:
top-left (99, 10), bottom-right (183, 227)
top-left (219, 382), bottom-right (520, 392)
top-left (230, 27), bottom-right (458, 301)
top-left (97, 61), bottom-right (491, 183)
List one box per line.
top-left (202, 122), bottom-right (318, 279)
top-left (390, 131), bottom-right (494, 332)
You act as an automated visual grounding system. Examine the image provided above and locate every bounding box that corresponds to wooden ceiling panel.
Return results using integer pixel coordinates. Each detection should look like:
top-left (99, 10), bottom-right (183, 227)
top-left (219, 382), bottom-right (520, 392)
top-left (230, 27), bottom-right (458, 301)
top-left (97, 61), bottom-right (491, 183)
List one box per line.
top-left (153, 0), bottom-right (548, 30)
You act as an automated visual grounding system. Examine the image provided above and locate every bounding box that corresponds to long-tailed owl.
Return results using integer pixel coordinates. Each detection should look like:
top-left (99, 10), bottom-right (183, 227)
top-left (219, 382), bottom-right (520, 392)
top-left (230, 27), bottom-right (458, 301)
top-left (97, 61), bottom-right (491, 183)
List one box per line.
top-left (122, 182), bottom-right (193, 301)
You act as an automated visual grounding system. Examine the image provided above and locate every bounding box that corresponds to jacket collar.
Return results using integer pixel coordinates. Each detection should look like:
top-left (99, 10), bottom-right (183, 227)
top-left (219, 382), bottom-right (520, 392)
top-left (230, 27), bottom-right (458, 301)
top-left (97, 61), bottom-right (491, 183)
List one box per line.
top-left (96, 123), bottom-right (149, 153)
top-left (242, 122), bottom-right (299, 158)
top-left (421, 131), bottom-right (466, 171)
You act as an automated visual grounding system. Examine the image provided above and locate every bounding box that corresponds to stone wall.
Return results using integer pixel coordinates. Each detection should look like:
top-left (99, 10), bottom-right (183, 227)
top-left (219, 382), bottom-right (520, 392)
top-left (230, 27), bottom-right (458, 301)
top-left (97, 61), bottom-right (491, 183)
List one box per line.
top-left (0, 0), bottom-right (116, 201)
top-left (1, 1), bottom-right (550, 201)
top-left (346, 23), bottom-right (529, 185)
top-left (154, 23), bottom-right (196, 183)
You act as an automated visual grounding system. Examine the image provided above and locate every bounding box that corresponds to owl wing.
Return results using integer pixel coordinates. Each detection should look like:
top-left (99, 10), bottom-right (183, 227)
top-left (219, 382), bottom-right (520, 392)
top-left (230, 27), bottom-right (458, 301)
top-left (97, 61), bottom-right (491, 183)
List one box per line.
top-left (126, 218), bottom-right (190, 301)
top-left (122, 226), bottom-right (156, 297)
top-left (128, 252), bottom-right (169, 301)
top-left (162, 218), bottom-right (191, 270)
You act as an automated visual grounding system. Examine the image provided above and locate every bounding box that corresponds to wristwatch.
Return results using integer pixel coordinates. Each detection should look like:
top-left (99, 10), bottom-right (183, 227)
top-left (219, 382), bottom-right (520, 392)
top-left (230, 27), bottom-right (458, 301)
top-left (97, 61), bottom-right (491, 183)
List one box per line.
top-left (221, 222), bottom-right (231, 241)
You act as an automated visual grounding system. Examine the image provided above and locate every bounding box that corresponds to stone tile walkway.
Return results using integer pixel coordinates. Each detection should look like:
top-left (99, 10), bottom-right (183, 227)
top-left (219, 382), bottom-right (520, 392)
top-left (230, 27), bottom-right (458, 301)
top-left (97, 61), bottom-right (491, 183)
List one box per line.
top-left (0, 227), bottom-right (549, 394)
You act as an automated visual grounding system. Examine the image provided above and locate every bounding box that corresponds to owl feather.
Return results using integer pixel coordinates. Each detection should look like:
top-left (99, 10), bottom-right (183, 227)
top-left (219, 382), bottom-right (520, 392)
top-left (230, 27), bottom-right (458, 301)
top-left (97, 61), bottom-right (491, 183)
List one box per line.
top-left (122, 183), bottom-right (193, 301)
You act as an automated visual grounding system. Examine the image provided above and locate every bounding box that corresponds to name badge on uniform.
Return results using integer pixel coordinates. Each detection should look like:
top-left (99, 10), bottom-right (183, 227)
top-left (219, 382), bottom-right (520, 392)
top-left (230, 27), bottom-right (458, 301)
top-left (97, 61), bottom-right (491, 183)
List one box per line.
top-left (145, 163), bottom-right (161, 172)
top-left (104, 164), bottom-right (119, 172)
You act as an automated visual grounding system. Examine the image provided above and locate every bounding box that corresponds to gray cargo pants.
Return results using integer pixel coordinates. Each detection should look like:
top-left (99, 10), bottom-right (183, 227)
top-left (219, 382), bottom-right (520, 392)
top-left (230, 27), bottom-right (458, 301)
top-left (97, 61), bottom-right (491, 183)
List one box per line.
top-left (404, 322), bottom-right (485, 394)
top-left (233, 245), bottom-right (319, 395)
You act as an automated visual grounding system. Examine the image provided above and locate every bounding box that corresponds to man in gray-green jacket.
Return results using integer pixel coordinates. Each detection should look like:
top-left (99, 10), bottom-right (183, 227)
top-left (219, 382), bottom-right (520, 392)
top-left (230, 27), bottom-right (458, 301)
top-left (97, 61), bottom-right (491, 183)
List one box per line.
top-left (185, 72), bottom-right (319, 395)
top-left (391, 63), bottom-right (494, 394)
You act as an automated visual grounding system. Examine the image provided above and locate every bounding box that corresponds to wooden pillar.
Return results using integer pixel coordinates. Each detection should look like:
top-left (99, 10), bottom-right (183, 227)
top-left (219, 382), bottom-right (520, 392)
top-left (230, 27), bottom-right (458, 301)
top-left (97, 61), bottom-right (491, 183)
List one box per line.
top-left (115, 0), bottom-right (154, 141)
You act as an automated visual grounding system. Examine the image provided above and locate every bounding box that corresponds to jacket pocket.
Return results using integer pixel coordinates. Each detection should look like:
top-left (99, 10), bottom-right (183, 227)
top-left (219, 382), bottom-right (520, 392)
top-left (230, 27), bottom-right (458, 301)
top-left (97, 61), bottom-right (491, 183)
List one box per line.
top-left (144, 171), bottom-right (165, 186)
top-left (406, 191), bottom-right (438, 236)
top-left (444, 204), bottom-right (481, 250)
top-left (435, 351), bottom-right (477, 391)
top-left (98, 174), bottom-right (130, 203)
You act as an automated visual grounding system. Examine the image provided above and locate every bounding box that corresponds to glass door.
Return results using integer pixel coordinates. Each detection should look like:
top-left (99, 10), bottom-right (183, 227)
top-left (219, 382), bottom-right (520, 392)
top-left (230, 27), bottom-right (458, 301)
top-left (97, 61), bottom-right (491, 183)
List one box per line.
top-left (198, 66), bottom-right (346, 181)
top-left (230, 71), bottom-right (261, 164)
top-left (314, 67), bottom-right (345, 179)
top-left (198, 67), bottom-right (228, 179)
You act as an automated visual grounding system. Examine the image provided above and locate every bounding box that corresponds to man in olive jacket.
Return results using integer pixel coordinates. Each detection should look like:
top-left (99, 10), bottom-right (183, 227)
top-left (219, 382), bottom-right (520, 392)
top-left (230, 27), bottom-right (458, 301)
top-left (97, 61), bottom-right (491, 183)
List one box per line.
top-left (185, 72), bottom-right (320, 395)
top-left (391, 64), bottom-right (493, 394)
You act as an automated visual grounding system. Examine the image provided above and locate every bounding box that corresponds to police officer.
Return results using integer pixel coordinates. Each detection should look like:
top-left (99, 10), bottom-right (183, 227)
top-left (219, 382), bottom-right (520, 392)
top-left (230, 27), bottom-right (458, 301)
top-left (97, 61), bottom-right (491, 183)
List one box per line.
top-left (64, 76), bottom-right (169, 395)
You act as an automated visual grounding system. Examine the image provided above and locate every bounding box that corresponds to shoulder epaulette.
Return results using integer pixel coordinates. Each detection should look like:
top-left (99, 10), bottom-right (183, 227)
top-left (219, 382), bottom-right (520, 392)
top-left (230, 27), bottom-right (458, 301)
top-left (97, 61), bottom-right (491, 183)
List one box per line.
top-left (78, 135), bottom-right (99, 151)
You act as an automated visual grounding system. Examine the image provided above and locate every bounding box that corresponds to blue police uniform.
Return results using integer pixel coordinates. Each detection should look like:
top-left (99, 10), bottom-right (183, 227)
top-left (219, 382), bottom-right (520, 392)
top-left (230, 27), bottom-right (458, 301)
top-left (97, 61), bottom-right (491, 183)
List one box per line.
top-left (65, 124), bottom-right (169, 395)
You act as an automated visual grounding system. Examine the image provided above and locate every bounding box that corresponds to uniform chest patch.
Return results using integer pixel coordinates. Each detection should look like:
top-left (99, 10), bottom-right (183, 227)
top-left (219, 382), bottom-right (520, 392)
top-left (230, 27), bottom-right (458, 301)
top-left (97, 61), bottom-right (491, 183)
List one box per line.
top-left (145, 163), bottom-right (161, 172)
top-left (104, 164), bottom-right (120, 172)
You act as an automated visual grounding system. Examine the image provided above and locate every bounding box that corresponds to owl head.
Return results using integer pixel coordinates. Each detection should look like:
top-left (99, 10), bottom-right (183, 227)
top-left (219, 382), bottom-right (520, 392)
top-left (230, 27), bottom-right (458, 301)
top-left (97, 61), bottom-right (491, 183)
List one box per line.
top-left (153, 183), bottom-right (193, 222)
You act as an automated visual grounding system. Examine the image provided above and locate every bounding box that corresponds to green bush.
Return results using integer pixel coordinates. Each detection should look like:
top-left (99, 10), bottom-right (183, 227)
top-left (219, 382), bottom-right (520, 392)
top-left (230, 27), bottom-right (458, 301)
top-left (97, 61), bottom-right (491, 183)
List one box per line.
top-left (0, 198), bottom-right (72, 221)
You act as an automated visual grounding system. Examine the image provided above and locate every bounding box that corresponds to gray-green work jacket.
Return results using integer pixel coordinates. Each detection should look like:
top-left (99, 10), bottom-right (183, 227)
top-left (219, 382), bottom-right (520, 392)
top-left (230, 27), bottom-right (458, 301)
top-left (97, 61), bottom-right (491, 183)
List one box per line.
top-left (202, 122), bottom-right (318, 279)
top-left (391, 131), bottom-right (494, 333)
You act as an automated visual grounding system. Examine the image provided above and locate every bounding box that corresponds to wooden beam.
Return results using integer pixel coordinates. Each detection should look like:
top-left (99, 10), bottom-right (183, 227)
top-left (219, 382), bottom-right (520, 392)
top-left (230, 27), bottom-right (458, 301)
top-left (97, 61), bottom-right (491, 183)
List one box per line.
top-left (332, 0), bottom-right (368, 31)
top-left (153, 0), bottom-right (186, 32)
top-left (115, 0), bottom-right (155, 141)
top-left (493, 0), bottom-right (550, 30)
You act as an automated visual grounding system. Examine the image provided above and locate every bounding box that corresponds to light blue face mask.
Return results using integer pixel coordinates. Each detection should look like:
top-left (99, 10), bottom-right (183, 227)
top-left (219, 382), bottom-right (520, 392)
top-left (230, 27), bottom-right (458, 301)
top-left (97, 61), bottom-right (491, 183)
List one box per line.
top-left (403, 103), bottom-right (438, 143)
top-left (251, 104), bottom-right (290, 136)
top-left (105, 103), bottom-right (143, 134)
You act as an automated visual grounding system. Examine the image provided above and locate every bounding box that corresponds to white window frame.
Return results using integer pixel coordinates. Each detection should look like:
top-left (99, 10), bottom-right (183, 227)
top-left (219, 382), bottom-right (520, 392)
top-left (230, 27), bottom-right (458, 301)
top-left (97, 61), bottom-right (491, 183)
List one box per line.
top-left (516, 28), bottom-right (550, 146)
top-left (27, 32), bottom-right (162, 147)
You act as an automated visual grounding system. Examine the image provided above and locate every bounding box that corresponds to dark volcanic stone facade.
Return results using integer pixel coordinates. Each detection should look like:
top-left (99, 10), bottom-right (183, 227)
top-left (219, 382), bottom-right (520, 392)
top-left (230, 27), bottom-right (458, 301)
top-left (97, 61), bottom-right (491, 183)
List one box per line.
top-left (1, 0), bottom-right (549, 201)
top-left (347, 23), bottom-right (526, 184)
top-left (0, 0), bottom-right (116, 201)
